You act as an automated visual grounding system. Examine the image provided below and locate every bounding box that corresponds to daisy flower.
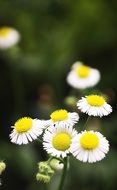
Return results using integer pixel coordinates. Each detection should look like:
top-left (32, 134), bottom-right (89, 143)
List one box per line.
top-left (67, 62), bottom-right (100, 89)
top-left (0, 27), bottom-right (20, 49)
top-left (43, 124), bottom-right (78, 158)
top-left (77, 95), bottom-right (112, 117)
top-left (47, 109), bottom-right (79, 127)
top-left (70, 130), bottom-right (109, 163)
top-left (10, 117), bottom-right (46, 145)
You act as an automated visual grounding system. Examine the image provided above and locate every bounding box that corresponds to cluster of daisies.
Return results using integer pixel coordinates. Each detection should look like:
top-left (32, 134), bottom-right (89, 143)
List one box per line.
top-left (1, 25), bottom-right (112, 185)
top-left (2, 25), bottom-right (112, 164)
top-left (10, 93), bottom-right (112, 163)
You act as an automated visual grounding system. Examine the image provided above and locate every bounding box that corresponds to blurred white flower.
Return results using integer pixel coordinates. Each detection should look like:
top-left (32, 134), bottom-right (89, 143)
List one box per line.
top-left (67, 61), bottom-right (100, 89)
top-left (0, 161), bottom-right (6, 175)
top-left (0, 27), bottom-right (20, 49)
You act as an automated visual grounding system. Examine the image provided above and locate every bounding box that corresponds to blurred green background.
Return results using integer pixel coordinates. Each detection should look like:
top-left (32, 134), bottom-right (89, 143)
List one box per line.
top-left (0, 0), bottom-right (117, 190)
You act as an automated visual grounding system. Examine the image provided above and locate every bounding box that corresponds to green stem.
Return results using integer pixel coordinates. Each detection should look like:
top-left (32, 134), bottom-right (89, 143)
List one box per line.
top-left (57, 157), bottom-right (68, 190)
top-left (47, 156), bottom-right (53, 164)
top-left (52, 157), bottom-right (63, 163)
top-left (83, 116), bottom-right (90, 129)
top-left (37, 138), bottom-right (43, 143)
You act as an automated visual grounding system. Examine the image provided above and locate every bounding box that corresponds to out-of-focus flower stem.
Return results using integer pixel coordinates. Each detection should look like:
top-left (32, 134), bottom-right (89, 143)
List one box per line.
top-left (83, 116), bottom-right (90, 129)
top-left (57, 157), bottom-right (68, 190)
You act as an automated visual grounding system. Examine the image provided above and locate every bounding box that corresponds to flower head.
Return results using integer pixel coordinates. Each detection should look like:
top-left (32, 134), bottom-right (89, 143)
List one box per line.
top-left (43, 124), bottom-right (78, 158)
top-left (48, 109), bottom-right (79, 127)
top-left (67, 62), bottom-right (100, 89)
top-left (10, 117), bottom-right (46, 145)
top-left (0, 27), bottom-right (20, 49)
top-left (77, 95), bottom-right (112, 117)
top-left (70, 130), bottom-right (109, 163)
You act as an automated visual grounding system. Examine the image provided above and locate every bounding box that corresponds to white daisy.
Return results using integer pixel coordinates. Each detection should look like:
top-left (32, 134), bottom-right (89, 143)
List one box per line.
top-left (67, 62), bottom-right (100, 89)
top-left (47, 109), bottom-right (79, 127)
top-left (43, 124), bottom-right (78, 158)
top-left (0, 27), bottom-right (20, 49)
top-left (10, 117), bottom-right (46, 145)
top-left (70, 130), bottom-right (109, 163)
top-left (77, 95), bottom-right (112, 117)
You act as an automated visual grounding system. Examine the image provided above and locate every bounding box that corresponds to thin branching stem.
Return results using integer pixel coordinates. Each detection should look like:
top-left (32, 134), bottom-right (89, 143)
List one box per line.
top-left (83, 116), bottom-right (90, 129)
top-left (37, 138), bottom-right (43, 143)
top-left (57, 157), bottom-right (68, 190)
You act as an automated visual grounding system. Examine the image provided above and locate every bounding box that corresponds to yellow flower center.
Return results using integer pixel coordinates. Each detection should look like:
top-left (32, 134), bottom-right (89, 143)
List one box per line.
top-left (14, 117), bottom-right (33, 133)
top-left (50, 109), bottom-right (68, 122)
top-left (0, 27), bottom-right (12, 37)
top-left (76, 65), bottom-right (90, 78)
top-left (80, 132), bottom-right (99, 149)
top-left (52, 133), bottom-right (71, 151)
top-left (86, 95), bottom-right (105, 106)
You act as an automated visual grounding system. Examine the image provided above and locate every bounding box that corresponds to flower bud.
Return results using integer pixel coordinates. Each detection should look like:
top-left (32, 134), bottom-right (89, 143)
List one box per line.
top-left (64, 96), bottom-right (77, 107)
top-left (36, 173), bottom-right (50, 183)
top-left (38, 161), bottom-right (54, 176)
top-left (50, 159), bottom-right (64, 170)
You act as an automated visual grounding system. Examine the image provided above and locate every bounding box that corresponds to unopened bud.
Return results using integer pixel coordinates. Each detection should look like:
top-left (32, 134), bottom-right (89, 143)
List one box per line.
top-left (38, 161), bottom-right (54, 176)
top-left (36, 173), bottom-right (50, 183)
top-left (38, 161), bottom-right (48, 173)
top-left (50, 159), bottom-right (64, 170)
top-left (64, 96), bottom-right (77, 107)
